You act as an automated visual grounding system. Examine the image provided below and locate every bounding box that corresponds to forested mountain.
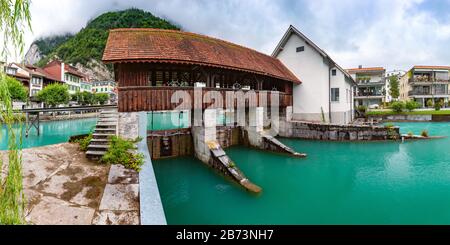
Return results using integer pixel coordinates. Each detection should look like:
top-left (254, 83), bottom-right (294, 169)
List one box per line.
top-left (24, 8), bottom-right (180, 81)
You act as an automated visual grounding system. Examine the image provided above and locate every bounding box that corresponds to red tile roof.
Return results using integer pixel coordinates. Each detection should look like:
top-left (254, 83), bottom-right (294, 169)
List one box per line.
top-left (64, 64), bottom-right (88, 79)
top-left (413, 65), bottom-right (450, 70)
top-left (42, 60), bottom-right (89, 81)
top-left (102, 28), bottom-right (301, 84)
top-left (14, 63), bottom-right (61, 81)
top-left (346, 67), bottom-right (385, 73)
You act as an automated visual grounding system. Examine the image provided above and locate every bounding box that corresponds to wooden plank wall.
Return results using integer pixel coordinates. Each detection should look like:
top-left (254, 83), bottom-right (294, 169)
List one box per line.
top-left (118, 86), bottom-right (293, 112)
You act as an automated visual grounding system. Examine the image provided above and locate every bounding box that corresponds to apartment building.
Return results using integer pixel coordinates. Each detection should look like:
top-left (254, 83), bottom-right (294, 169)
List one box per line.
top-left (92, 80), bottom-right (117, 103)
top-left (347, 66), bottom-right (386, 108)
top-left (43, 60), bottom-right (90, 94)
top-left (5, 63), bottom-right (61, 97)
top-left (399, 66), bottom-right (450, 107)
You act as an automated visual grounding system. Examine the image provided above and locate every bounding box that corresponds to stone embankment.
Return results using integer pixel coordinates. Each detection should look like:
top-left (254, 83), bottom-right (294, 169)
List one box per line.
top-left (279, 120), bottom-right (401, 141)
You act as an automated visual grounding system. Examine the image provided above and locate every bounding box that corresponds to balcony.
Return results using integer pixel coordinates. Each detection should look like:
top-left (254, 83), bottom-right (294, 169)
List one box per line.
top-left (356, 78), bottom-right (386, 86)
top-left (354, 91), bottom-right (384, 99)
top-left (408, 90), bottom-right (450, 96)
top-left (409, 77), bottom-right (450, 84)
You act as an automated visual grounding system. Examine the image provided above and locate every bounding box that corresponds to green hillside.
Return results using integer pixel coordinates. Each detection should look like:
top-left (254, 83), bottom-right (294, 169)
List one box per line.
top-left (36, 8), bottom-right (180, 67)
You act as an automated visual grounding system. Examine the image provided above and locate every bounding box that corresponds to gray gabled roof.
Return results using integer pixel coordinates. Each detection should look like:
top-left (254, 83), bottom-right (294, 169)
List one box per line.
top-left (272, 25), bottom-right (356, 85)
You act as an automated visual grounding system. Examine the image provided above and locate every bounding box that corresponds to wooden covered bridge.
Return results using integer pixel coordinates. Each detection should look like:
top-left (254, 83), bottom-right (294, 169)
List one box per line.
top-left (102, 28), bottom-right (300, 112)
top-left (102, 28), bottom-right (304, 193)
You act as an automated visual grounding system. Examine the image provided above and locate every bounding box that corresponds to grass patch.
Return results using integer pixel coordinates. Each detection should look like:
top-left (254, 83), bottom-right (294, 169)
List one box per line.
top-left (367, 110), bottom-right (450, 116)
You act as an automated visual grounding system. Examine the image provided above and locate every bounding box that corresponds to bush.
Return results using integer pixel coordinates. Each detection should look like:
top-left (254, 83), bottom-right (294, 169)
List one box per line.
top-left (435, 101), bottom-right (443, 111)
top-left (421, 130), bottom-right (429, 137)
top-left (390, 101), bottom-right (405, 113)
top-left (407, 131), bottom-right (413, 137)
top-left (100, 136), bottom-right (144, 172)
top-left (73, 133), bottom-right (92, 151)
top-left (426, 99), bottom-right (434, 108)
top-left (385, 123), bottom-right (394, 128)
top-left (357, 105), bottom-right (367, 113)
top-left (405, 100), bottom-right (419, 112)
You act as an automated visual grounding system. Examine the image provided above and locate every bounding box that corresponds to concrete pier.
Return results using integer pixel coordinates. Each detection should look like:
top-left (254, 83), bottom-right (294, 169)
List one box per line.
top-left (191, 109), bottom-right (262, 193)
top-left (243, 107), bottom-right (306, 157)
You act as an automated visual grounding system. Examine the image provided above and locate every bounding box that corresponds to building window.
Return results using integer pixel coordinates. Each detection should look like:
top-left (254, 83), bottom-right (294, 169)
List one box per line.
top-left (296, 46), bottom-right (305, 52)
top-left (331, 88), bottom-right (339, 102)
top-left (31, 77), bottom-right (42, 85)
top-left (332, 69), bottom-right (337, 76)
top-left (6, 67), bottom-right (17, 75)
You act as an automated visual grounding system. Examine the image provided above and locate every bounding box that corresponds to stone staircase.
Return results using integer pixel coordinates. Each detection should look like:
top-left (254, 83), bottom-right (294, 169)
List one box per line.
top-left (86, 109), bottom-right (118, 160)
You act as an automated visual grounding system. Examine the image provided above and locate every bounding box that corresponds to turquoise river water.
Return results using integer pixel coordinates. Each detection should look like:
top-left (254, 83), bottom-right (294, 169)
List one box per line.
top-left (0, 118), bottom-right (97, 150)
top-left (154, 122), bottom-right (450, 224)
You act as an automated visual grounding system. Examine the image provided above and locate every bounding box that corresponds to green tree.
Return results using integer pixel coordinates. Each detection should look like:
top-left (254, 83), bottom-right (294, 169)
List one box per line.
top-left (5, 76), bottom-right (27, 101)
top-left (81, 91), bottom-right (95, 105)
top-left (37, 83), bottom-right (70, 107)
top-left (71, 91), bottom-right (82, 103)
top-left (0, 0), bottom-right (32, 225)
top-left (36, 9), bottom-right (180, 67)
top-left (389, 75), bottom-right (400, 100)
top-left (94, 93), bottom-right (109, 105)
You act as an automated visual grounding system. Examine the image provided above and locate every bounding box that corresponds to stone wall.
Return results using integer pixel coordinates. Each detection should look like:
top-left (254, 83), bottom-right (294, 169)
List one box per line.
top-left (279, 119), bottom-right (400, 141)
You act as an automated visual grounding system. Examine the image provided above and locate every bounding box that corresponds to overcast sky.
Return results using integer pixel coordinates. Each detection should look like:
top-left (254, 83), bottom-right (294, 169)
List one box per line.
top-left (22, 0), bottom-right (450, 71)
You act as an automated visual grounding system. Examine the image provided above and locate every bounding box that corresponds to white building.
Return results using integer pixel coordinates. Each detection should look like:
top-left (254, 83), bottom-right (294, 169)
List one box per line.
top-left (272, 25), bottom-right (356, 124)
top-left (92, 81), bottom-right (117, 103)
top-left (347, 66), bottom-right (386, 108)
top-left (385, 70), bottom-right (406, 102)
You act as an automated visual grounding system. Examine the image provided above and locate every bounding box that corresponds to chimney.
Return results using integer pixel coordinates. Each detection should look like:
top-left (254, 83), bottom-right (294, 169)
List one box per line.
top-left (358, 65), bottom-right (362, 69)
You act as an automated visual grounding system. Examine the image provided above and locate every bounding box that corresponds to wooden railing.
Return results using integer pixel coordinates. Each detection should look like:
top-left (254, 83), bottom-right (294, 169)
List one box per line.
top-left (118, 86), bottom-right (292, 112)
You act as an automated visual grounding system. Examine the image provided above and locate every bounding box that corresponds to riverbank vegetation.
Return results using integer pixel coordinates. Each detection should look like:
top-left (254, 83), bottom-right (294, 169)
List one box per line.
top-left (37, 84), bottom-right (110, 107)
top-left (0, 0), bottom-right (31, 224)
top-left (71, 91), bottom-right (109, 106)
top-left (100, 136), bottom-right (144, 172)
top-left (73, 133), bottom-right (93, 151)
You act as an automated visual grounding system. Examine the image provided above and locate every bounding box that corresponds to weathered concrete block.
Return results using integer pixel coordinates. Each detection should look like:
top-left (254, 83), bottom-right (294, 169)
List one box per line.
top-left (119, 112), bottom-right (138, 139)
top-left (204, 109), bottom-right (217, 127)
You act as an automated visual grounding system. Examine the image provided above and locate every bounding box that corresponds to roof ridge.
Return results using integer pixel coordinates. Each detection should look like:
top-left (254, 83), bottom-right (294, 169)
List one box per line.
top-left (104, 28), bottom-right (301, 83)
top-left (108, 28), bottom-right (277, 60)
